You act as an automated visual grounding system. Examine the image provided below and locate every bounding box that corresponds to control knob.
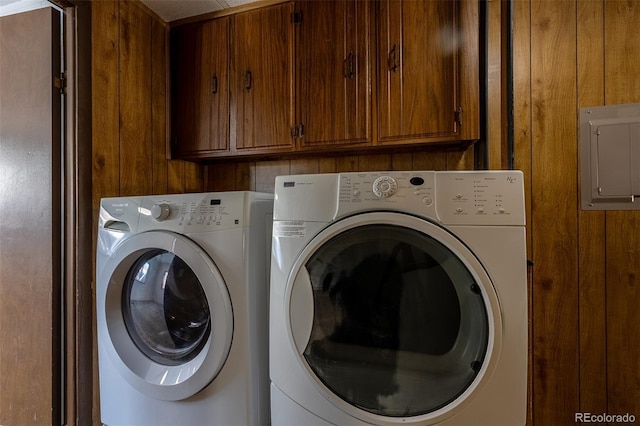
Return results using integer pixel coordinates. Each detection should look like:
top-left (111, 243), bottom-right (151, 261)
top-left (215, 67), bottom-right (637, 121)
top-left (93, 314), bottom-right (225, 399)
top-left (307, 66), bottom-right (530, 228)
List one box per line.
top-left (372, 176), bottom-right (398, 198)
top-left (151, 203), bottom-right (170, 221)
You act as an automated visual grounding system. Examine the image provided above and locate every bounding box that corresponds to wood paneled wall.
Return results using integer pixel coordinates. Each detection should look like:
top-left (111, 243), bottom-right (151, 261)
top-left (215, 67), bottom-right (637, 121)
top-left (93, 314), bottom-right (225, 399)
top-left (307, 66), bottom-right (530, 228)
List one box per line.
top-left (205, 150), bottom-right (476, 193)
top-left (514, 0), bottom-right (640, 424)
top-left (92, 0), bottom-right (204, 209)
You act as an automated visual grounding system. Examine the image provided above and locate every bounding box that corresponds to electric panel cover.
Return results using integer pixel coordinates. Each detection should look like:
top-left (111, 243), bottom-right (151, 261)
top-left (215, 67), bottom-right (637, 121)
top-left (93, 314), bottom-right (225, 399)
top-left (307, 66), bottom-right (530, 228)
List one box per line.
top-left (580, 103), bottom-right (640, 210)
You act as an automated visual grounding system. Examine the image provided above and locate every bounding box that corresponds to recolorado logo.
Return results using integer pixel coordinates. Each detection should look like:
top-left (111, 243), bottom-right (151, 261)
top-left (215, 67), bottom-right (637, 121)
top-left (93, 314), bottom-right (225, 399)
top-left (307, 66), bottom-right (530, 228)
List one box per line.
top-left (575, 412), bottom-right (636, 423)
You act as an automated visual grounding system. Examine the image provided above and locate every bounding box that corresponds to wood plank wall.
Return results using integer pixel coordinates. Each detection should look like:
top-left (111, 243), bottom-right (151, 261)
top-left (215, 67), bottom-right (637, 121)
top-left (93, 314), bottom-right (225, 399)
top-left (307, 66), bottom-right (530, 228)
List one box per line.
top-left (514, 0), bottom-right (640, 424)
top-left (92, 0), bottom-right (204, 207)
top-left (91, 0), bottom-right (205, 422)
top-left (205, 150), bottom-right (476, 193)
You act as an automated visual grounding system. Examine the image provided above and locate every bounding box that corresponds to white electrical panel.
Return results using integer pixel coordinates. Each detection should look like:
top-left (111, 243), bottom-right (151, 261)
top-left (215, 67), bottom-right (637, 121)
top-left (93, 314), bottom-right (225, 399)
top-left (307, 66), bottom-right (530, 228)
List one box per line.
top-left (580, 103), bottom-right (640, 210)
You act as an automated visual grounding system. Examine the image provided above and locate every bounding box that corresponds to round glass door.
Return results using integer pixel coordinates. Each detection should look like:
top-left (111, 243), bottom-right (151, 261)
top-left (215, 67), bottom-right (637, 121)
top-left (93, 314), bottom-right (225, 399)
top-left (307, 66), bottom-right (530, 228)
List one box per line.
top-left (99, 231), bottom-right (233, 401)
top-left (297, 223), bottom-right (490, 417)
top-left (123, 250), bottom-right (211, 366)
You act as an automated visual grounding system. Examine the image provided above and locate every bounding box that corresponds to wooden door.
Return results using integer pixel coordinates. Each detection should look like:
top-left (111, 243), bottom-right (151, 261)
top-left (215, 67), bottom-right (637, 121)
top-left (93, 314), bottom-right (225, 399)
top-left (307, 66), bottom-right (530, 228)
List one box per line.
top-left (0, 7), bottom-right (62, 425)
top-left (171, 17), bottom-right (230, 157)
top-left (199, 18), bottom-right (230, 154)
top-left (231, 3), bottom-right (295, 153)
top-left (377, 0), bottom-right (458, 142)
top-left (295, 0), bottom-right (371, 149)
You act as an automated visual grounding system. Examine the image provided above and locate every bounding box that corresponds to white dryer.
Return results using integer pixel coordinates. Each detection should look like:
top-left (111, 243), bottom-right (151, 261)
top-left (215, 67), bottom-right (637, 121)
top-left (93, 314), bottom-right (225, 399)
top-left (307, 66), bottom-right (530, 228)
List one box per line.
top-left (269, 171), bottom-right (527, 425)
top-left (96, 191), bottom-right (273, 426)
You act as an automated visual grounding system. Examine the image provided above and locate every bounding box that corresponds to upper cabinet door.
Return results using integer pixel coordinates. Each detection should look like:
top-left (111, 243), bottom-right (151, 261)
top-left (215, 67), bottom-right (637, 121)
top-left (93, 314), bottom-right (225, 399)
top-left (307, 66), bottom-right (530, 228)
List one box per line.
top-left (171, 17), bottom-right (230, 156)
top-left (231, 3), bottom-right (295, 153)
top-left (200, 18), bottom-right (230, 152)
top-left (295, 0), bottom-right (371, 149)
top-left (377, 0), bottom-right (463, 142)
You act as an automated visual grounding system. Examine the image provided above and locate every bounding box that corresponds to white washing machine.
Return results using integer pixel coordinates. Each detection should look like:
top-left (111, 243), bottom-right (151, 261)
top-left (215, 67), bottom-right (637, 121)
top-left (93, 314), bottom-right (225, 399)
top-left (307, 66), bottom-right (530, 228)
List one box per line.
top-left (96, 191), bottom-right (273, 426)
top-left (269, 171), bottom-right (528, 425)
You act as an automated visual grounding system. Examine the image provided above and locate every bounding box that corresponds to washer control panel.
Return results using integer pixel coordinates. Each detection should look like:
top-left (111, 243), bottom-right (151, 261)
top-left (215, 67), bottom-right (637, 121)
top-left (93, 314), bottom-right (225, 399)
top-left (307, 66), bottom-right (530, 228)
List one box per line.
top-left (139, 193), bottom-right (246, 232)
top-left (336, 171), bottom-right (525, 225)
top-left (99, 192), bottom-right (258, 233)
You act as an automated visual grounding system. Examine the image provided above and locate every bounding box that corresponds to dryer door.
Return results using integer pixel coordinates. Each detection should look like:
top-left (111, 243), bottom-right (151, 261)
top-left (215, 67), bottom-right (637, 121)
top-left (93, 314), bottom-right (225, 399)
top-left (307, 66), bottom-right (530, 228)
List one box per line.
top-left (286, 212), bottom-right (501, 424)
top-left (98, 231), bottom-right (233, 401)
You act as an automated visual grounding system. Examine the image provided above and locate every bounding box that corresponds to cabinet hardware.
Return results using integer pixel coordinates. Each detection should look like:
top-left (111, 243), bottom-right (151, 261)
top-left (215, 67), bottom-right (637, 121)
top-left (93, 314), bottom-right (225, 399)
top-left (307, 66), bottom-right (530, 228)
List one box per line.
top-left (388, 43), bottom-right (399, 72)
top-left (211, 74), bottom-right (218, 94)
top-left (291, 124), bottom-right (304, 138)
top-left (293, 10), bottom-right (303, 24)
top-left (343, 50), bottom-right (355, 79)
top-left (455, 107), bottom-right (463, 126)
top-left (245, 70), bottom-right (252, 91)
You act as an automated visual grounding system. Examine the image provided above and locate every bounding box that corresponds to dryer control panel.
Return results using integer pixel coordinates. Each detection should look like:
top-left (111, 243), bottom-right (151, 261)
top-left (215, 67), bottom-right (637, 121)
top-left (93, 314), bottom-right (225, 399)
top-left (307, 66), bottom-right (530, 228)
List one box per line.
top-left (435, 171), bottom-right (526, 225)
top-left (333, 171), bottom-right (526, 226)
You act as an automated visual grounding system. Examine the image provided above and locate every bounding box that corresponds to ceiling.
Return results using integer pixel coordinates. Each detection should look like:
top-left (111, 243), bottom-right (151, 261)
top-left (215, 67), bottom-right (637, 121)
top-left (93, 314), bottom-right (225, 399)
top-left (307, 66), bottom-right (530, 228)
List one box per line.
top-left (139, 0), bottom-right (258, 22)
top-left (0, 0), bottom-right (54, 16)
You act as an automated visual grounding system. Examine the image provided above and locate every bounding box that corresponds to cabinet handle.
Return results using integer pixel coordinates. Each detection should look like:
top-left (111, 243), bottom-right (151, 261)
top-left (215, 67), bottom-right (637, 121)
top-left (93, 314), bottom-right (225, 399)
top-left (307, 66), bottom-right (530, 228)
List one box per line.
top-left (211, 74), bottom-right (218, 95)
top-left (244, 70), bottom-right (252, 92)
top-left (343, 50), bottom-right (355, 80)
top-left (388, 43), bottom-right (399, 72)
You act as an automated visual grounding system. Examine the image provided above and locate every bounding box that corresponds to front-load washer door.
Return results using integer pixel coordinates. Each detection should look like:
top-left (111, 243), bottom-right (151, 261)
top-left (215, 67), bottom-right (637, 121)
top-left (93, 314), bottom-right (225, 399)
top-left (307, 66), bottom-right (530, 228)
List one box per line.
top-left (98, 231), bottom-right (233, 401)
top-left (286, 212), bottom-right (502, 425)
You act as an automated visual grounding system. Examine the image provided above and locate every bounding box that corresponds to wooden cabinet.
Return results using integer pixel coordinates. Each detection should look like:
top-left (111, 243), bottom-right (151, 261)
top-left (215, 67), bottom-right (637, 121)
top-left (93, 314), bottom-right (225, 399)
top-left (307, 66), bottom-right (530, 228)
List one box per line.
top-left (169, 0), bottom-right (478, 160)
top-left (376, 0), bottom-right (477, 143)
top-left (231, 3), bottom-right (295, 153)
top-left (171, 17), bottom-right (230, 156)
top-left (294, 0), bottom-right (371, 149)
top-left (171, 3), bottom-right (294, 158)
